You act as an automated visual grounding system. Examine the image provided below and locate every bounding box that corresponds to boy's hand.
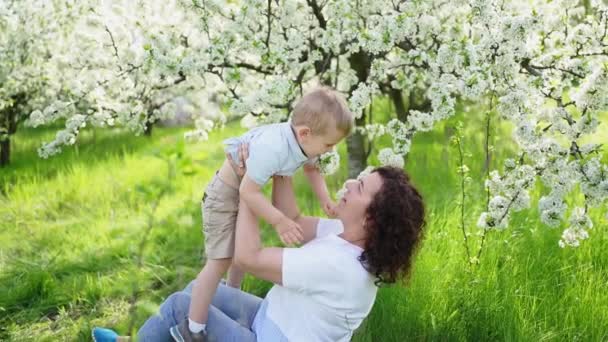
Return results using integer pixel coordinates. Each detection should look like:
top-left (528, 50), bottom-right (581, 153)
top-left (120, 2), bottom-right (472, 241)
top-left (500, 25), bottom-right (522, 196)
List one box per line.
top-left (274, 216), bottom-right (304, 246)
top-left (322, 201), bottom-right (338, 218)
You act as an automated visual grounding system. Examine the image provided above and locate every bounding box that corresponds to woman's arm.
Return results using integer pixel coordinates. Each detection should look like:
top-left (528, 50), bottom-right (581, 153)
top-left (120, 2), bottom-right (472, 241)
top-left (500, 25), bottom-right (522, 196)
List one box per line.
top-left (233, 200), bottom-right (284, 284)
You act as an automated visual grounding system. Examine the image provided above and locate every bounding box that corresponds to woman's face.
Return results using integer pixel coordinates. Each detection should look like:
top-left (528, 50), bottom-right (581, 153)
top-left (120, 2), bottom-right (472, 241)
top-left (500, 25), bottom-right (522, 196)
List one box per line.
top-left (335, 172), bottom-right (383, 223)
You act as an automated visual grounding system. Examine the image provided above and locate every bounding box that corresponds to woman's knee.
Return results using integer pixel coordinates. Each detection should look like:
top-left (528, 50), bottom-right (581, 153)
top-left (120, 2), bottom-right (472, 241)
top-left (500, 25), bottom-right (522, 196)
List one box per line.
top-left (137, 292), bottom-right (191, 341)
top-left (161, 292), bottom-right (191, 320)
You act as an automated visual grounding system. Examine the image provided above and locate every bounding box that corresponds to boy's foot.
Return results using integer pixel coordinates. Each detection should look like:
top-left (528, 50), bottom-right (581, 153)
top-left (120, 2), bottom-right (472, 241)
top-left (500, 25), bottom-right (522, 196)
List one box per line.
top-left (92, 327), bottom-right (119, 342)
top-left (169, 319), bottom-right (207, 342)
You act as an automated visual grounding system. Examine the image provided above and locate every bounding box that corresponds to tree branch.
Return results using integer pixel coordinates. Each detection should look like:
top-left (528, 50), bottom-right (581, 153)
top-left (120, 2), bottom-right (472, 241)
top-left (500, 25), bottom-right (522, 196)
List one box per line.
top-left (104, 25), bottom-right (122, 71)
top-left (305, 0), bottom-right (327, 29)
top-left (151, 70), bottom-right (187, 91)
top-left (212, 62), bottom-right (274, 75)
top-left (265, 0), bottom-right (272, 50)
top-left (527, 62), bottom-right (585, 79)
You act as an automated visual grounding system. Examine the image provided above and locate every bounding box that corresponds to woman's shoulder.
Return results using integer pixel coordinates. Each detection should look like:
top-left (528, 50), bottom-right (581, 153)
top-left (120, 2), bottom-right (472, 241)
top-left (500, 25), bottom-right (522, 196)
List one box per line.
top-left (316, 218), bottom-right (344, 238)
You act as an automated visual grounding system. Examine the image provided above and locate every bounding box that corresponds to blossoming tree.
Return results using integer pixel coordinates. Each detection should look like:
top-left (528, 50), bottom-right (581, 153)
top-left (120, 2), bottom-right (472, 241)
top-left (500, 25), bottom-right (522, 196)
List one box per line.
top-left (27, 0), bottom-right (217, 159)
top-left (0, 0), bottom-right (80, 166)
top-left (8, 0), bottom-right (608, 248)
top-left (174, 0), bottom-right (607, 248)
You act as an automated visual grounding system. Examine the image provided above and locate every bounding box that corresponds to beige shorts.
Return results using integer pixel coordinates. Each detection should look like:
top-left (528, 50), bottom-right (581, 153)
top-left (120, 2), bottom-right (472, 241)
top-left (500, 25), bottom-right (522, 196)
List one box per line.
top-left (202, 173), bottom-right (239, 259)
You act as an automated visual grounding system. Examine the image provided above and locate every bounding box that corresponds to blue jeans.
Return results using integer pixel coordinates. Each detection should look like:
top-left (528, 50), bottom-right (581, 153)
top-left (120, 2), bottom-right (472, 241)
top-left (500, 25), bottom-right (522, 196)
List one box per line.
top-left (137, 281), bottom-right (261, 342)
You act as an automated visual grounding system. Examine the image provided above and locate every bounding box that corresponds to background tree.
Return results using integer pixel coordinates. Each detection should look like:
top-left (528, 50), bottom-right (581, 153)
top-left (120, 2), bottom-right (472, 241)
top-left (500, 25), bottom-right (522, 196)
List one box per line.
top-left (14, 0), bottom-right (608, 247)
top-left (29, 0), bottom-right (217, 158)
top-left (0, 0), bottom-right (80, 166)
top-left (174, 0), bottom-right (608, 247)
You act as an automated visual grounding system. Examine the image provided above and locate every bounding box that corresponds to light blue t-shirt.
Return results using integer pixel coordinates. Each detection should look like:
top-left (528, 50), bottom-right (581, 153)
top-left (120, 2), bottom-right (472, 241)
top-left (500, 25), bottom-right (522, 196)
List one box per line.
top-left (224, 122), bottom-right (316, 185)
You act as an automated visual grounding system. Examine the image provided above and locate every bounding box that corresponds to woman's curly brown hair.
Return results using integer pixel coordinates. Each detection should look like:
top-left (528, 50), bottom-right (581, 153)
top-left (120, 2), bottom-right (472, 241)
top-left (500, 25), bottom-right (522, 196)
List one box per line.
top-left (358, 166), bottom-right (426, 285)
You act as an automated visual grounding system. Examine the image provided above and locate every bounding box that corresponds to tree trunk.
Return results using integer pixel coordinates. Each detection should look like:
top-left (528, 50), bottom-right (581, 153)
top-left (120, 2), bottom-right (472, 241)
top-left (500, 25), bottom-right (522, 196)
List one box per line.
top-left (345, 50), bottom-right (372, 178)
top-left (409, 90), bottom-right (432, 113)
top-left (143, 120), bottom-right (153, 136)
top-left (143, 110), bottom-right (155, 136)
top-left (0, 138), bottom-right (9, 167)
top-left (389, 87), bottom-right (408, 122)
top-left (582, 0), bottom-right (591, 15)
top-left (0, 101), bottom-right (19, 167)
top-left (346, 115), bottom-right (368, 178)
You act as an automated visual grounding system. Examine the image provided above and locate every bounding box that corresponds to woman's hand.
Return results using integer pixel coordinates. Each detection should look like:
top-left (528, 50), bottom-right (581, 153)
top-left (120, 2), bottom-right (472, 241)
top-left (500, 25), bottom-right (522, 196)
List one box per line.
top-left (226, 143), bottom-right (249, 177)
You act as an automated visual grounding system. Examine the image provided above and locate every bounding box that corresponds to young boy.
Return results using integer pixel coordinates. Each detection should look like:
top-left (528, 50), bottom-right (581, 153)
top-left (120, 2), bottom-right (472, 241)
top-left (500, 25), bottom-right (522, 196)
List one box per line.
top-left (170, 87), bottom-right (354, 341)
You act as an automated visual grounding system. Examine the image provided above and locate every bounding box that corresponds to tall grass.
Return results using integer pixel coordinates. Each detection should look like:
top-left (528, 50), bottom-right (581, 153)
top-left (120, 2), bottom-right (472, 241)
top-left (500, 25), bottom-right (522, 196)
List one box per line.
top-left (0, 112), bottom-right (606, 341)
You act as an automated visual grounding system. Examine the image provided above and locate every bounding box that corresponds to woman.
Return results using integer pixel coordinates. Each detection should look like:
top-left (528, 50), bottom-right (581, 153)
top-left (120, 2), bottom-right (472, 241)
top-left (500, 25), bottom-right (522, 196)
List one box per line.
top-left (94, 162), bottom-right (425, 342)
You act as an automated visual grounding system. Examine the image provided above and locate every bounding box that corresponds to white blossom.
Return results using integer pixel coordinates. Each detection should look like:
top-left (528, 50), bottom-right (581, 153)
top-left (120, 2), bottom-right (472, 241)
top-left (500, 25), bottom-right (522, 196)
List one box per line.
top-left (377, 148), bottom-right (404, 168)
top-left (316, 150), bottom-right (341, 175)
top-left (349, 83), bottom-right (378, 118)
top-left (538, 196), bottom-right (567, 227)
top-left (3, 0), bottom-right (607, 248)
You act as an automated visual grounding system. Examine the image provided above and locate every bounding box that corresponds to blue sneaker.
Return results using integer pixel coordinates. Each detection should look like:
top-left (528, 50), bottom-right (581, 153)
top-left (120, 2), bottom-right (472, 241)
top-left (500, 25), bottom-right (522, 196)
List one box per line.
top-left (92, 327), bottom-right (119, 342)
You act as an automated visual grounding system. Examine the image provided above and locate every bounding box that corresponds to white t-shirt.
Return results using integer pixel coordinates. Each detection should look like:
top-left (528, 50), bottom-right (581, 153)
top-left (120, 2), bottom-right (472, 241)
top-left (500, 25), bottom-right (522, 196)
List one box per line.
top-left (262, 218), bottom-right (378, 341)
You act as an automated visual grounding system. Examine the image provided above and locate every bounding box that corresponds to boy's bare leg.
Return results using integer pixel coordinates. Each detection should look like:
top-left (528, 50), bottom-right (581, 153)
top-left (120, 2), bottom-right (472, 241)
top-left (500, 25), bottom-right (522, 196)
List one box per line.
top-left (226, 264), bottom-right (245, 288)
top-left (188, 258), bottom-right (232, 324)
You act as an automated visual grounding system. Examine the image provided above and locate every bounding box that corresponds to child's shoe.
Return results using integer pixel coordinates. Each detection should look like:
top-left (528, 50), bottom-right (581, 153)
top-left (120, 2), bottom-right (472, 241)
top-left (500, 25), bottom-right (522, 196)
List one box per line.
top-left (169, 319), bottom-right (207, 342)
top-left (92, 327), bottom-right (119, 342)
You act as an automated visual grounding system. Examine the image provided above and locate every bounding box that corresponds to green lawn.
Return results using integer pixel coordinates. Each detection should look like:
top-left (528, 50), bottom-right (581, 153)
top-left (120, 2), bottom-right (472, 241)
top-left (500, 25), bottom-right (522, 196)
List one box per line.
top-left (1, 115), bottom-right (607, 341)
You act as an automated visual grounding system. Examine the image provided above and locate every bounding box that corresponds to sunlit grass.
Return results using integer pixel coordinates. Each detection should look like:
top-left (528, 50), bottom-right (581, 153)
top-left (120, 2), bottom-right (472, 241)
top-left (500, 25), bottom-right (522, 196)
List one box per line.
top-left (1, 112), bottom-right (607, 341)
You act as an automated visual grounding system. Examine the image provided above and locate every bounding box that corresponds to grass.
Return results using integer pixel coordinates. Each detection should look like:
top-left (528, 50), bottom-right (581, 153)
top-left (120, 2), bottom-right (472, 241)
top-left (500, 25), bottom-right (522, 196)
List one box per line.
top-left (1, 111), bottom-right (607, 341)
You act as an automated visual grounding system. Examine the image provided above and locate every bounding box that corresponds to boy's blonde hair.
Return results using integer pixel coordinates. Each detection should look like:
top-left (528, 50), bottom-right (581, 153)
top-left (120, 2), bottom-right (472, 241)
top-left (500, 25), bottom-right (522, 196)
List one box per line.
top-left (291, 87), bottom-right (354, 137)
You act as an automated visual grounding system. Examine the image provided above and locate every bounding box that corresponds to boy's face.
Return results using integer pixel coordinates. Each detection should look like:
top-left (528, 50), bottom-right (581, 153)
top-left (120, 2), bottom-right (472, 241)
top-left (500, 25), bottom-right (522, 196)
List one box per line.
top-left (297, 123), bottom-right (345, 157)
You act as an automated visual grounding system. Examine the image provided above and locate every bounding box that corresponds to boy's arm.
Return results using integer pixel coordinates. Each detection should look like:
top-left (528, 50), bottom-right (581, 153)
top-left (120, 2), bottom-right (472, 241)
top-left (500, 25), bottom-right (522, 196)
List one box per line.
top-left (303, 164), bottom-right (336, 217)
top-left (271, 175), bottom-right (320, 243)
top-left (226, 144), bottom-right (285, 225)
top-left (271, 176), bottom-right (298, 219)
top-left (240, 174), bottom-right (283, 224)
top-left (240, 175), bottom-right (303, 245)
